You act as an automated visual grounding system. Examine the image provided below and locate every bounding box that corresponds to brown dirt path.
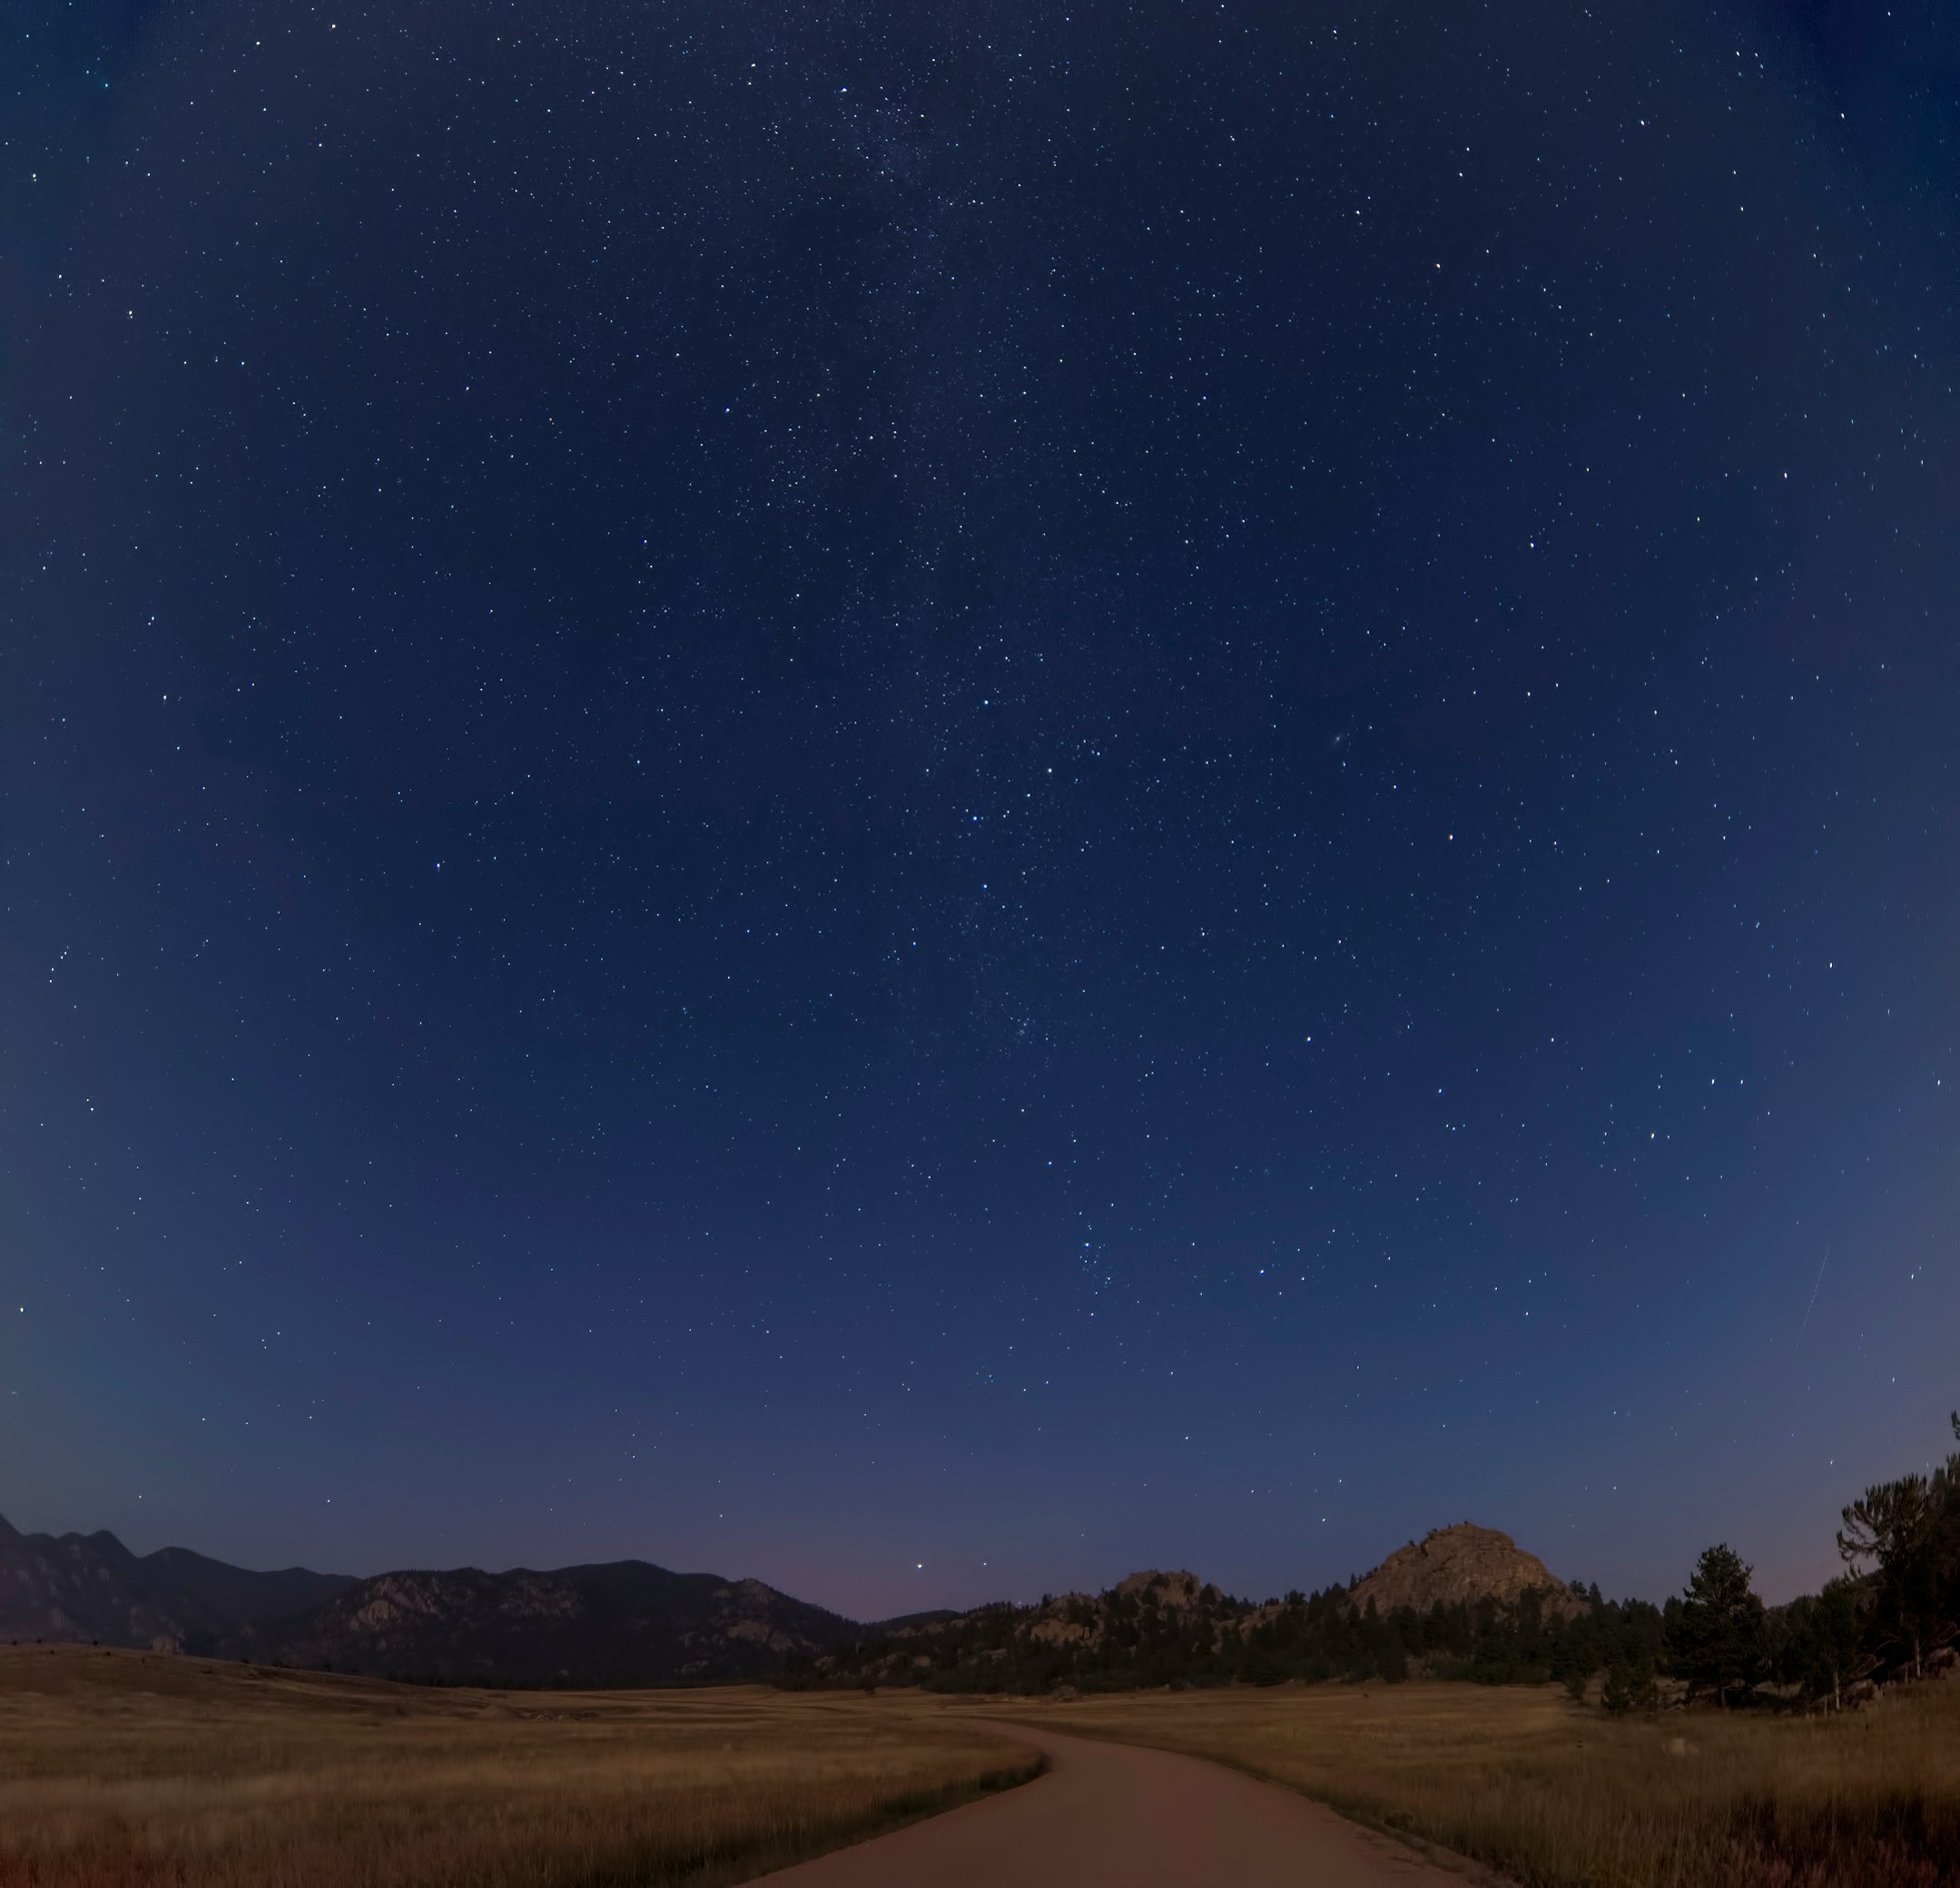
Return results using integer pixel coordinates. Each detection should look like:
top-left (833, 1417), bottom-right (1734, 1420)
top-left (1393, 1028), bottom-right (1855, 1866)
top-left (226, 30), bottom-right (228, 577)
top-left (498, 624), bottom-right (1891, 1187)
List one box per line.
top-left (750, 1721), bottom-right (1472, 1885)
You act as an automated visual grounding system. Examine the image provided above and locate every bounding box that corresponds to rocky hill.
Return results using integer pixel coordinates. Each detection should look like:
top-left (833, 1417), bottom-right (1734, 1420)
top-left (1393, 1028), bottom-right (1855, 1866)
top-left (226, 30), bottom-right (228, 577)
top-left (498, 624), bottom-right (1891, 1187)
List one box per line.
top-left (0, 1512), bottom-right (354, 1651)
top-left (1349, 1524), bottom-right (1588, 1621)
top-left (1023, 1570), bottom-right (1221, 1647)
top-left (791, 1567), bottom-right (1249, 1693)
top-left (796, 1528), bottom-right (1639, 1693)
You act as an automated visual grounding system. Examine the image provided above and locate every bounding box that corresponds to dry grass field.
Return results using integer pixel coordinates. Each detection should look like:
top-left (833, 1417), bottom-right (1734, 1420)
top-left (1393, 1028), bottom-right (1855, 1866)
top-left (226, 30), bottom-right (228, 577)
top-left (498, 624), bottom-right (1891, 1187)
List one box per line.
top-left (0, 1647), bottom-right (1037, 1888)
top-left (12, 1646), bottom-right (1958, 1887)
top-left (998, 1677), bottom-right (1960, 1887)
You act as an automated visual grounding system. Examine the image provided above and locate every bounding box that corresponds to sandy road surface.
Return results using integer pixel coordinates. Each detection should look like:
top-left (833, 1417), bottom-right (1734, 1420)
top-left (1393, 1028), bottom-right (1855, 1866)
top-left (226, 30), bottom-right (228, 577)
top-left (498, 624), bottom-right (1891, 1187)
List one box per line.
top-left (752, 1722), bottom-right (1469, 1886)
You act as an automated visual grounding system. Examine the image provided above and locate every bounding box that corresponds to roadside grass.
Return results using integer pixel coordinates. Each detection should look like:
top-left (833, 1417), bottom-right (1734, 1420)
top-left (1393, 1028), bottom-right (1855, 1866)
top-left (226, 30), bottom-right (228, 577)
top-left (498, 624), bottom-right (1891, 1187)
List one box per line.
top-left (17, 1643), bottom-right (1955, 1887)
top-left (996, 1677), bottom-right (1960, 1886)
top-left (0, 1647), bottom-right (1038, 1888)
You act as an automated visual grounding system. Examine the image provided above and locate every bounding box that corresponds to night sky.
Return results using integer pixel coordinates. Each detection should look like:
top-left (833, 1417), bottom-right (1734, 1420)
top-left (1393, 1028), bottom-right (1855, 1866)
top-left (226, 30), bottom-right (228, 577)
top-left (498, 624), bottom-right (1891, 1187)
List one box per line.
top-left (5, 0), bottom-right (1955, 1620)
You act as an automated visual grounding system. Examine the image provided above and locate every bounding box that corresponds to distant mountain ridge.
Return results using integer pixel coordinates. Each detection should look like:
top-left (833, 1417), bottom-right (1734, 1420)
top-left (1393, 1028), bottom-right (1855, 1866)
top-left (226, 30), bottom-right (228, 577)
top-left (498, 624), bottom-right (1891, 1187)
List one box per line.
top-left (0, 1512), bottom-right (858, 1684)
top-left (0, 1512), bottom-right (354, 1651)
top-left (236, 1561), bottom-right (858, 1685)
top-left (3, 1510), bottom-right (1622, 1690)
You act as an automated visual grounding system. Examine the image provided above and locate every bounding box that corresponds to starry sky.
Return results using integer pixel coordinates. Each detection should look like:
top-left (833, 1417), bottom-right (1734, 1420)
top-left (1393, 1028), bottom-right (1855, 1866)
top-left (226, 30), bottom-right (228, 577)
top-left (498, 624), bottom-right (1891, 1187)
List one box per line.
top-left (4, 0), bottom-right (1955, 1620)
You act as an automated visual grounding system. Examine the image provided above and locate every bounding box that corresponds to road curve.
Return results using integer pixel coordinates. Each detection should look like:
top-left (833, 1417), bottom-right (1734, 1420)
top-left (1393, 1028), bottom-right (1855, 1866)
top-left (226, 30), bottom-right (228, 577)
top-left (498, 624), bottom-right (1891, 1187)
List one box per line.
top-left (751, 1722), bottom-right (1467, 1886)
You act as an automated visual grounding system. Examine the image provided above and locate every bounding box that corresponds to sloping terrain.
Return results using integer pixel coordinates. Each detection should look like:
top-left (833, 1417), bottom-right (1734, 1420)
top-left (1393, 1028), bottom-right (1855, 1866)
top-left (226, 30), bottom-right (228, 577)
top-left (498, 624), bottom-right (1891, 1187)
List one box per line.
top-left (0, 1512), bottom-right (353, 1651)
top-left (237, 1560), bottom-right (858, 1684)
top-left (1, 1512), bottom-right (852, 1682)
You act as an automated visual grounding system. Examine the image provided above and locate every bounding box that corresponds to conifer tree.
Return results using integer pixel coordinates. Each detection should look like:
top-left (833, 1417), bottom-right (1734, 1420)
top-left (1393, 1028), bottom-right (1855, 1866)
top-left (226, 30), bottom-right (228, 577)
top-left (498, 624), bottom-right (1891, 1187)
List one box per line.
top-left (1837, 1472), bottom-right (1954, 1680)
top-left (1666, 1543), bottom-right (1766, 1707)
top-left (1787, 1578), bottom-right (1868, 1710)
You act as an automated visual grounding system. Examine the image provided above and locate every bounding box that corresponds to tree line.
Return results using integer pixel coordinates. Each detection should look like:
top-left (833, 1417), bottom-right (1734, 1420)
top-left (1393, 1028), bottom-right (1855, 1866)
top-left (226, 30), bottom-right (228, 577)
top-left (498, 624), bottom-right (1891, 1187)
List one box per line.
top-left (782, 1557), bottom-right (1667, 1693)
top-left (783, 1569), bottom-right (1666, 1695)
top-left (1654, 1411), bottom-right (1959, 1713)
top-left (783, 1411), bottom-right (1958, 1708)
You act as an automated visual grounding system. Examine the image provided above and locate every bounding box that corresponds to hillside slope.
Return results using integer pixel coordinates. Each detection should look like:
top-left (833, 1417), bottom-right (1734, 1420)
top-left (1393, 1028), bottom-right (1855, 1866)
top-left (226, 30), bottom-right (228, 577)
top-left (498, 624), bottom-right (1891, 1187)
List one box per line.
top-left (0, 1511), bottom-right (853, 1683)
top-left (0, 1512), bottom-right (353, 1651)
top-left (234, 1560), bottom-right (858, 1684)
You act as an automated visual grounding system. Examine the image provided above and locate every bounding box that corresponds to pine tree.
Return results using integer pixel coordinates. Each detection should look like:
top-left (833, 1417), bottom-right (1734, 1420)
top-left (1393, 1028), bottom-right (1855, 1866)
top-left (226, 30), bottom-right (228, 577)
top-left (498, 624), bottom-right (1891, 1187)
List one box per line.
top-left (1782, 1577), bottom-right (1868, 1710)
top-left (1837, 1473), bottom-right (1953, 1680)
top-left (1601, 1660), bottom-right (1658, 1715)
top-left (1666, 1543), bottom-right (1766, 1708)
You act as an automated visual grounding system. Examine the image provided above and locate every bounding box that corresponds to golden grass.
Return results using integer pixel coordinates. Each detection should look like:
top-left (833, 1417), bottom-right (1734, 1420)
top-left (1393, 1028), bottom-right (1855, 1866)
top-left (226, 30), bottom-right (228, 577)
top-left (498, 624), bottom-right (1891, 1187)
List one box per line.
top-left (0, 1647), bottom-right (1038, 1888)
top-left (991, 1677), bottom-right (1960, 1887)
top-left (17, 1646), bottom-right (1955, 1887)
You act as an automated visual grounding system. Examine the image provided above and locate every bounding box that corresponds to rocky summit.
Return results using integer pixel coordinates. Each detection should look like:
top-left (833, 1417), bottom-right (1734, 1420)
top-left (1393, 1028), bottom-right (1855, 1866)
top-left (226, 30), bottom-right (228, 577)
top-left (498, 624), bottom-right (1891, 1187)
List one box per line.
top-left (1349, 1523), bottom-right (1588, 1620)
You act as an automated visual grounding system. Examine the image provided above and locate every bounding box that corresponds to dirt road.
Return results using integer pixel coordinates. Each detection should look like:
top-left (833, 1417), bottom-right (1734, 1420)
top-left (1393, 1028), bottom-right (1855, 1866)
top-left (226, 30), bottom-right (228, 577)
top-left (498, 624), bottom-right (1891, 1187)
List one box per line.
top-left (752, 1722), bottom-right (1469, 1886)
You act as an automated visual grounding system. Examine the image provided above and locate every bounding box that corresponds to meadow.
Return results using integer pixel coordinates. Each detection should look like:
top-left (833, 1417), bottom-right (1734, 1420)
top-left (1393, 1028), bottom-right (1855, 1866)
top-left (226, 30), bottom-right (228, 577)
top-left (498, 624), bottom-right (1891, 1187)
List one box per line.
top-left (0, 1647), bottom-right (1036, 1888)
top-left (1002, 1677), bottom-right (1960, 1887)
top-left (9, 1646), bottom-right (1960, 1887)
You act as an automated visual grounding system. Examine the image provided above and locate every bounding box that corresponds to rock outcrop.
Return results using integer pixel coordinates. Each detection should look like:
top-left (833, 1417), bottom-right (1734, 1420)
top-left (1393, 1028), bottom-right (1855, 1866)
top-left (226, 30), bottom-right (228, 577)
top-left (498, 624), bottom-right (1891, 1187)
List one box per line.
top-left (1349, 1523), bottom-right (1587, 1619)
